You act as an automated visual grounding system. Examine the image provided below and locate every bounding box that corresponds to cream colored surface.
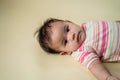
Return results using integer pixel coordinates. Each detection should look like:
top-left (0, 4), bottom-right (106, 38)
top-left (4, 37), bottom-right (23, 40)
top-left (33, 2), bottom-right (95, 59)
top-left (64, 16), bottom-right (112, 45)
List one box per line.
top-left (0, 0), bottom-right (120, 80)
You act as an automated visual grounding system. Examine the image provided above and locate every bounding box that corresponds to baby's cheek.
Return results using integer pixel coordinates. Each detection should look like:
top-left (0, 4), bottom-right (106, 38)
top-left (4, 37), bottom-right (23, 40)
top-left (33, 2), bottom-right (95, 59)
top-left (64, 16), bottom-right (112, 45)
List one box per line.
top-left (70, 45), bottom-right (79, 51)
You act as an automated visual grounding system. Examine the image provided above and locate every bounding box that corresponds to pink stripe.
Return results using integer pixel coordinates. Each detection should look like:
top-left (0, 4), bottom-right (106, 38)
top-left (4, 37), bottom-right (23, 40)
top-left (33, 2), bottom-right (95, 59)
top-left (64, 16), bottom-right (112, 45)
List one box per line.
top-left (100, 21), bottom-right (107, 60)
top-left (79, 42), bottom-right (85, 51)
top-left (79, 51), bottom-right (91, 63)
top-left (104, 23), bottom-right (108, 59)
top-left (81, 23), bottom-right (86, 31)
top-left (79, 23), bottom-right (86, 52)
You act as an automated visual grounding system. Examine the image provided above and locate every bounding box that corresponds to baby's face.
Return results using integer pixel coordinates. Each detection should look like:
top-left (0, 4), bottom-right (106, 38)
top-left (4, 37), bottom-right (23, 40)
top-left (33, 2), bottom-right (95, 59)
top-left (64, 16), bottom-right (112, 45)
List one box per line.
top-left (49, 21), bottom-right (86, 54)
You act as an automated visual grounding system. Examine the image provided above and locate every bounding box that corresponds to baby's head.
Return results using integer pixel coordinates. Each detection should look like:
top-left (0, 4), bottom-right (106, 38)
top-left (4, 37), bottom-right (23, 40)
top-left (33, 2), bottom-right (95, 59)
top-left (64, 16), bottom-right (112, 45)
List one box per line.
top-left (35, 18), bottom-right (86, 55)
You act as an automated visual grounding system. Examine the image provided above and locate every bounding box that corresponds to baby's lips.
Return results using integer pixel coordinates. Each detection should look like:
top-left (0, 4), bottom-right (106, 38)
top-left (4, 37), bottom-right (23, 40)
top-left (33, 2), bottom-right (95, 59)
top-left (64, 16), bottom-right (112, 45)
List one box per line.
top-left (77, 31), bottom-right (80, 42)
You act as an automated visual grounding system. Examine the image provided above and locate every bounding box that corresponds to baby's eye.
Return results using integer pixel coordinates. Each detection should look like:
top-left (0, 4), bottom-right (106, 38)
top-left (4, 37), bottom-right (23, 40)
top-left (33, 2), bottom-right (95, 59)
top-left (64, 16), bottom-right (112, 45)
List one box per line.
top-left (66, 25), bottom-right (70, 32)
top-left (64, 40), bottom-right (68, 45)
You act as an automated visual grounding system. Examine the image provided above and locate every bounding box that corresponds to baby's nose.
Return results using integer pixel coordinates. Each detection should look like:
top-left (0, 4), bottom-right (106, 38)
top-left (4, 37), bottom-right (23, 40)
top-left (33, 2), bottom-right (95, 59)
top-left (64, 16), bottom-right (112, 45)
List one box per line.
top-left (68, 32), bottom-right (75, 41)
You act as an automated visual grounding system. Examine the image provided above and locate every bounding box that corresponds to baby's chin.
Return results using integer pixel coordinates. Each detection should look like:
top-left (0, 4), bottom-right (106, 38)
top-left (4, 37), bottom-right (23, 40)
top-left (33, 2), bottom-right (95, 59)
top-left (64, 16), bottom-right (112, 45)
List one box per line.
top-left (72, 47), bottom-right (79, 52)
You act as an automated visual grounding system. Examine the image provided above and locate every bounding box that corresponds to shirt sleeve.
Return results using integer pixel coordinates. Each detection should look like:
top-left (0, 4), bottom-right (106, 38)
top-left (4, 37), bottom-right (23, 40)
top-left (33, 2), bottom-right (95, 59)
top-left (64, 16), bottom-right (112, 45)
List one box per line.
top-left (72, 50), bottom-right (99, 69)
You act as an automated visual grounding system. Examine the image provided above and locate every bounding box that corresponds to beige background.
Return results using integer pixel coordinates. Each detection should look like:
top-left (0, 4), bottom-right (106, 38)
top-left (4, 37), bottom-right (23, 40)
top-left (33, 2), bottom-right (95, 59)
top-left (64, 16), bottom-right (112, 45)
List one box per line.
top-left (0, 0), bottom-right (120, 80)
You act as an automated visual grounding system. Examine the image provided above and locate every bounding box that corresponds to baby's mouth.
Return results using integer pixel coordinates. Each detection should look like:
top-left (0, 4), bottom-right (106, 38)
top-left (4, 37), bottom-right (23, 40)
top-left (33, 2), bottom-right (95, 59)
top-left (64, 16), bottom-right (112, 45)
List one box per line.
top-left (77, 31), bottom-right (80, 42)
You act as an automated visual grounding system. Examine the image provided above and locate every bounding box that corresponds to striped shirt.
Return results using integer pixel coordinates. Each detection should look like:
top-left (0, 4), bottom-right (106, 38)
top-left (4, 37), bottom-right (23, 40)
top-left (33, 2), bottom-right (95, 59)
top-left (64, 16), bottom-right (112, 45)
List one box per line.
top-left (72, 21), bottom-right (120, 68)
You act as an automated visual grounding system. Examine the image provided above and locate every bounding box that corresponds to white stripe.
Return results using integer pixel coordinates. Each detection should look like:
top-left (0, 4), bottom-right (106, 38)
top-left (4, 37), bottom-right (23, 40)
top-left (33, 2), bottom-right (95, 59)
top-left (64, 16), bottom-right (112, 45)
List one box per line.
top-left (112, 22), bottom-right (117, 54)
top-left (86, 21), bottom-right (94, 47)
top-left (104, 22), bottom-right (111, 59)
top-left (86, 58), bottom-right (99, 69)
top-left (72, 50), bottom-right (83, 61)
top-left (83, 53), bottom-right (94, 63)
top-left (97, 21), bottom-right (103, 55)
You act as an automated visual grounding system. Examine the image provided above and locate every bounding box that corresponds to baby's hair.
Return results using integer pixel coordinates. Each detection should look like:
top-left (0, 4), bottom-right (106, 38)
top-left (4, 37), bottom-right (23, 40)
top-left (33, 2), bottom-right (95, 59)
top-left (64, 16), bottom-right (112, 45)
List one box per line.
top-left (35, 18), bottom-right (64, 54)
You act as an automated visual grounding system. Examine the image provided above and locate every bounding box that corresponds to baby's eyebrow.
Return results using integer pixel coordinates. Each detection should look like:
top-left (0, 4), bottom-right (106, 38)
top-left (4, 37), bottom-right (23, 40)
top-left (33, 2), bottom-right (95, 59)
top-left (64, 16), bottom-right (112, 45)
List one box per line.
top-left (63, 24), bottom-right (66, 32)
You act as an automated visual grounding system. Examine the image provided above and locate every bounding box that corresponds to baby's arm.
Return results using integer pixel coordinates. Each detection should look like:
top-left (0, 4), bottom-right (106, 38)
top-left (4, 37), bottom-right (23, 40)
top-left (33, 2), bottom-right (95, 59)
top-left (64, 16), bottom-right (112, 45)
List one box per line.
top-left (89, 59), bottom-right (120, 80)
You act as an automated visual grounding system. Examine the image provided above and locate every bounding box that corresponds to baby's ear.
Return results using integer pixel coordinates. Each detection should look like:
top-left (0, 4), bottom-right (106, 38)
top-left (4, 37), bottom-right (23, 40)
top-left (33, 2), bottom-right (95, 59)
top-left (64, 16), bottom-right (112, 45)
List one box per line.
top-left (59, 52), bottom-right (72, 55)
top-left (59, 52), bottom-right (67, 55)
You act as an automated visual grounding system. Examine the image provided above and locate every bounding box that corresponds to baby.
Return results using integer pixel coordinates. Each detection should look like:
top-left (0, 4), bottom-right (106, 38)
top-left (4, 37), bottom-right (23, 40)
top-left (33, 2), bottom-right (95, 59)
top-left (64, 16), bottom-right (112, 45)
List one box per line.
top-left (35, 18), bottom-right (120, 80)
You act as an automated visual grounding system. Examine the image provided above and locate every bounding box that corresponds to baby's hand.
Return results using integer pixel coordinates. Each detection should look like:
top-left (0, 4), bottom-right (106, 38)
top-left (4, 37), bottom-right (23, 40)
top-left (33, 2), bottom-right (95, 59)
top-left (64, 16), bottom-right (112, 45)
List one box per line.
top-left (106, 76), bottom-right (120, 80)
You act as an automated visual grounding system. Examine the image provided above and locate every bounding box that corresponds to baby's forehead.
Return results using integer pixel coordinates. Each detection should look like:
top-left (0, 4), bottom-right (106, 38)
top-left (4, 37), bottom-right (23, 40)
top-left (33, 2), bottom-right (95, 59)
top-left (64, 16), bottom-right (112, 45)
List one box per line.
top-left (49, 21), bottom-right (65, 50)
top-left (50, 21), bottom-right (64, 26)
top-left (50, 21), bottom-right (65, 33)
